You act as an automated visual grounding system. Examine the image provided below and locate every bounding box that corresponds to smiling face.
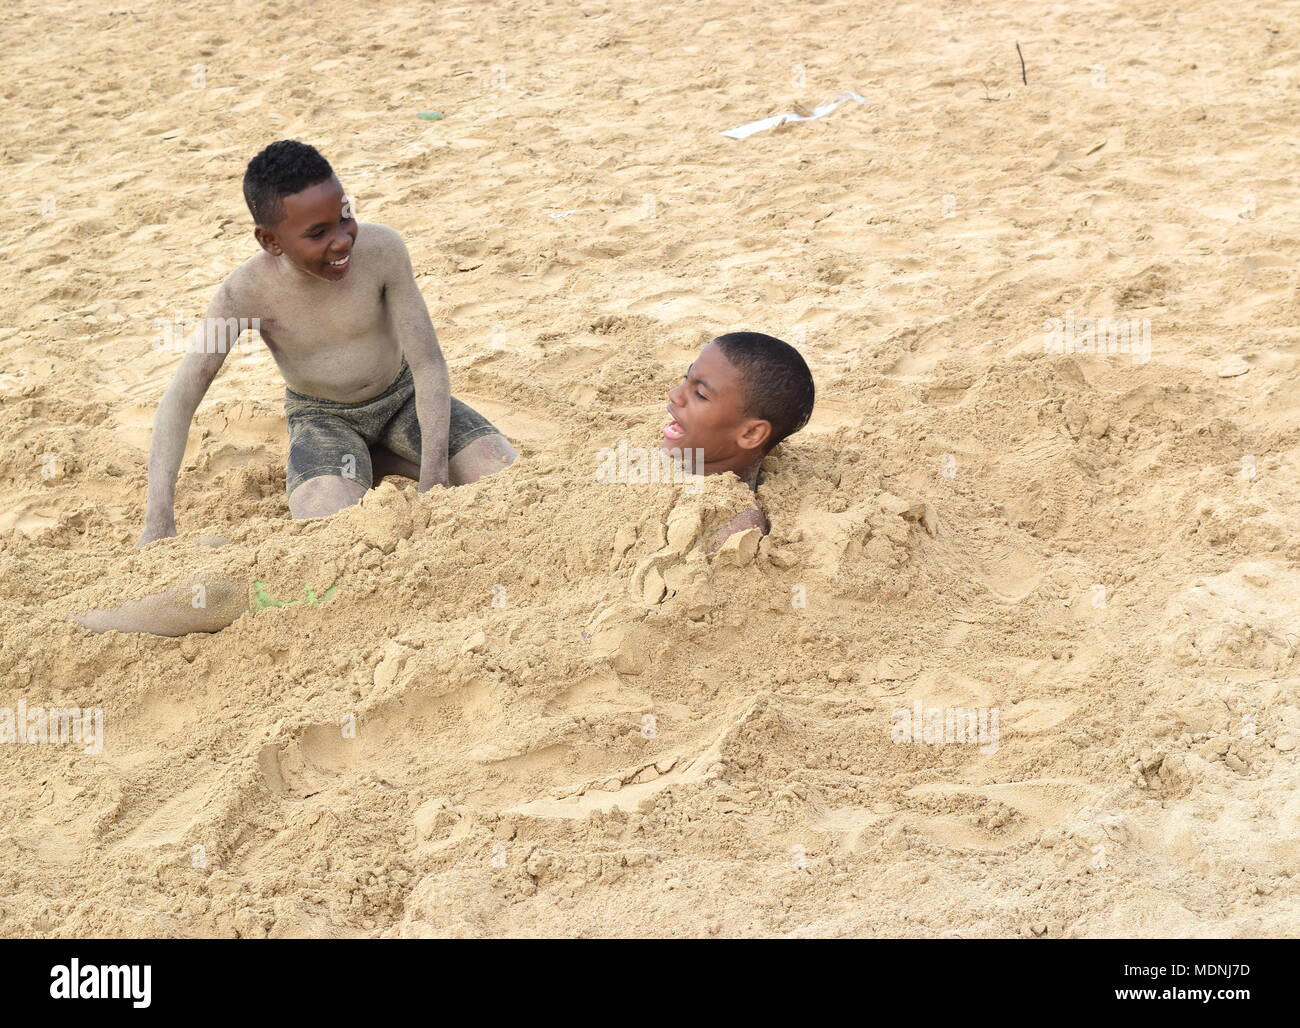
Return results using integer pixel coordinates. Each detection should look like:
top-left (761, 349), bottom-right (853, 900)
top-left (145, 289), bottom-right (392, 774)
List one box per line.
top-left (663, 340), bottom-right (771, 475)
top-left (253, 175), bottom-right (357, 282)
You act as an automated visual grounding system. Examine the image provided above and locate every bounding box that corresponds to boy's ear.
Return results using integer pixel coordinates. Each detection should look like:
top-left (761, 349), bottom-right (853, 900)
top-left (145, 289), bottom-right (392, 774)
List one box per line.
top-left (736, 418), bottom-right (772, 454)
top-left (253, 225), bottom-right (282, 256)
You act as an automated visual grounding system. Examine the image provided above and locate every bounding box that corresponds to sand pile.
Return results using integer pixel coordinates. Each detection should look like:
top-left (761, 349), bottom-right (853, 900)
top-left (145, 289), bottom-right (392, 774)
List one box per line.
top-left (2, 0), bottom-right (1299, 937)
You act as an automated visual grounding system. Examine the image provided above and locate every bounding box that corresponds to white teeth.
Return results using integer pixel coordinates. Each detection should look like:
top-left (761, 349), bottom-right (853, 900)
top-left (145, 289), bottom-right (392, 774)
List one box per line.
top-left (329, 255), bottom-right (350, 266)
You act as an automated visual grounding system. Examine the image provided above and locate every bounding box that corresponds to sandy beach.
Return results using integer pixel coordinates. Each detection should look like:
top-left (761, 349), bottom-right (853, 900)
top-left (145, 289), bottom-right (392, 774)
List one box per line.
top-left (2, 0), bottom-right (1298, 937)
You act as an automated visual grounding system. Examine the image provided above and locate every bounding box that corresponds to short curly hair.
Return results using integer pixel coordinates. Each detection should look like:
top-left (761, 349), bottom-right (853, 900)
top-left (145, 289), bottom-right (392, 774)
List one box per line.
top-left (243, 140), bottom-right (335, 227)
top-left (712, 332), bottom-right (816, 453)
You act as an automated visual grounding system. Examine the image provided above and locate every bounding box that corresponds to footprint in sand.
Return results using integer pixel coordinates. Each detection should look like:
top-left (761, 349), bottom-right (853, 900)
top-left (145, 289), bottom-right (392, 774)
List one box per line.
top-left (503, 698), bottom-right (755, 819)
top-left (980, 548), bottom-right (1041, 603)
top-left (904, 778), bottom-right (1104, 851)
top-left (258, 726), bottom-right (361, 800)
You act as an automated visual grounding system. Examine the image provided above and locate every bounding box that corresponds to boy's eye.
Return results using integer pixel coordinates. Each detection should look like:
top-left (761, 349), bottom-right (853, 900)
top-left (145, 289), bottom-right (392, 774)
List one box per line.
top-left (695, 390), bottom-right (707, 400)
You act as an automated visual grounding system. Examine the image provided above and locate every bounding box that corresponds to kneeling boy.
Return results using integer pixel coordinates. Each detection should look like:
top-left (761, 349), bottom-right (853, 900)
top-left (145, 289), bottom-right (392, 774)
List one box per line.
top-left (138, 139), bottom-right (515, 546)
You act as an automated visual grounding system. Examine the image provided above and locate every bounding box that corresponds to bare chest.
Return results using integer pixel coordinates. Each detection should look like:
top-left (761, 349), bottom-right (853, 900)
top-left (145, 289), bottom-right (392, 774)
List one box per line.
top-left (254, 276), bottom-right (389, 356)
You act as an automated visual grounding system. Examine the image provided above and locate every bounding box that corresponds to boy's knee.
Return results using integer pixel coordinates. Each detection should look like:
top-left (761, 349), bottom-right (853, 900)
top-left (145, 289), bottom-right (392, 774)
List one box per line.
top-left (288, 475), bottom-right (367, 519)
top-left (491, 436), bottom-right (518, 469)
top-left (450, 433), bottom-right (517, 485)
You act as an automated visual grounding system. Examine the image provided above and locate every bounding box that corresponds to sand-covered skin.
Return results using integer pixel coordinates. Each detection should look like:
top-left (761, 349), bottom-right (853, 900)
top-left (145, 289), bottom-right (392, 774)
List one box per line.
top-left (3, 0), bottom-right (1299, 937)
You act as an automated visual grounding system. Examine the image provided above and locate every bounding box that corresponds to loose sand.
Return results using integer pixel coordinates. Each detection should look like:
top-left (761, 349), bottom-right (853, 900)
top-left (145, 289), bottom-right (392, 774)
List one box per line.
top-left (2, 0), bottom-right (1299, 937)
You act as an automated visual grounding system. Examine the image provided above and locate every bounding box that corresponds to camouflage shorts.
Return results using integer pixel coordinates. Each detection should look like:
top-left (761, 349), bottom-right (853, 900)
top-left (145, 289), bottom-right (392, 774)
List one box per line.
top-left (284, 359), bottom-right (500, 495)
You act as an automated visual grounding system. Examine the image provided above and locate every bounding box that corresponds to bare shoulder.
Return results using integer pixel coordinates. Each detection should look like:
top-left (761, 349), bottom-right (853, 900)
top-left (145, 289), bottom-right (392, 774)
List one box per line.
top-left (728, 506), bottom-right (769, 536)
top-left (357, 221), bottom-right (409, 259)
top-left (217, 251), bottom-right (275, 311)
top-left (705, 504), bottom-right (769, 554)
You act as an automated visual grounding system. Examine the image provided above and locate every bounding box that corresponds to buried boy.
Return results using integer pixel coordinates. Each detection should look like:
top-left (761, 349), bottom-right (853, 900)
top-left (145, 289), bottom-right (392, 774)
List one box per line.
top-left (662, 331), bottom-right (814, 549)
top-left (137, 139), bottom-right (515, 547)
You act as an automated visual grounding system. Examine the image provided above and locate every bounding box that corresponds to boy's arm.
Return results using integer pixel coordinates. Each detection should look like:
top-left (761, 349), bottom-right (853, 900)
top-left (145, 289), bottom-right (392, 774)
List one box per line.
top-left (137, 286), bottom-right (238, 545)
top-left (381, 229), bottom-right (450, 490)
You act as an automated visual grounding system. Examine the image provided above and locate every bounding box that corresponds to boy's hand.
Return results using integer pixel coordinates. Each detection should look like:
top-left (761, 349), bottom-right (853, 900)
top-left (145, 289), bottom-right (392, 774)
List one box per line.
top-left (136, 516), bottom-right (177, 547)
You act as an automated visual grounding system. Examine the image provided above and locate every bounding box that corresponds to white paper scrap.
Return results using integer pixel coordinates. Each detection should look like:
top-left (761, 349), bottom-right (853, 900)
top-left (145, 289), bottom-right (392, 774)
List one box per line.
top-left (722, 91), bottom-right (867, 140)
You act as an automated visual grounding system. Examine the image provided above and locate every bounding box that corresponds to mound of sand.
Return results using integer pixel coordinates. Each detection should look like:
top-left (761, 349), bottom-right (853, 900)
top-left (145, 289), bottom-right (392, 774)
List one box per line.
top-left (2, 0), bottom-right (1298, 937)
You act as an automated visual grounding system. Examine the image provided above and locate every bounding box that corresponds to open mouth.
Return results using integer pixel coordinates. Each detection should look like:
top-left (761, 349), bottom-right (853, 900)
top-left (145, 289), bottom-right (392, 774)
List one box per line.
top-left (327, 253), bottom-right (351, 270)
top-left (664, 403), bottom-right (686, 441)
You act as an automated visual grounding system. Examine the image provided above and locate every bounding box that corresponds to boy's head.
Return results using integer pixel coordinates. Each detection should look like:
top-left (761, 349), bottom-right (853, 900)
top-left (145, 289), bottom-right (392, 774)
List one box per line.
top-left (244, 140), bottom-right (356, 281)
top-left (663, 331), bottom-right (815, 475)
